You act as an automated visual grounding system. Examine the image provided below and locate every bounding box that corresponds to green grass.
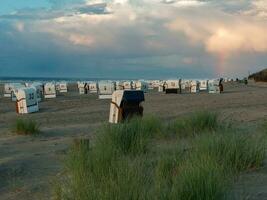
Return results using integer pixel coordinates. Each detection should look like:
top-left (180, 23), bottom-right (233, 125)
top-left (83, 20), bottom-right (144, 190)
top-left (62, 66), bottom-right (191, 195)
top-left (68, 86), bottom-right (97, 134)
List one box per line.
top-left (96, 116), bottom-right (163, 156)
top-left (55, 112), bottom-right (266, 200)
top-left (168, 111), bottom-right (220, 137)
top-left (15, 118), bottom-right (40, 135)
top-left (172, 155), bottom-right (227, 200)
top-left (61, 140), bottom-right (153, 200)
top-left (194, 132), bottom-right (266, 173)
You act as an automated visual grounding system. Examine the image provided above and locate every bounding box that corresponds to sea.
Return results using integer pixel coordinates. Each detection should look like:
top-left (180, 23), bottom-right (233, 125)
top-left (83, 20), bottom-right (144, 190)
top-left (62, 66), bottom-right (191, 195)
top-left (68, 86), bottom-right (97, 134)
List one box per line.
top-left (0, 77), bottom-right (128, 83)
top-left (0, 76), bottom-right (220, 84)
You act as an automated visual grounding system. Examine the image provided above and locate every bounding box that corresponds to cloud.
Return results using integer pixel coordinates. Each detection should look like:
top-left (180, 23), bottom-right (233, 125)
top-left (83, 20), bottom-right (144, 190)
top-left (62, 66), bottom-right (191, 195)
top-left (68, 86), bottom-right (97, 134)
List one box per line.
top-left (243, 0), bottom-right (267, 19)
top-left (26, 1), bottom-right (149, 50)
top-left (77, 3), bottom-right (109, 14)
top-left (0, 8), bottom-right (60, 20)
top-left (168, 12), bottom-right (267, 56)
top-left (163, 0), bottom-right (206, 7)
top-left (206, 24), bottom-right (267, 55)
top-left (1, 0), bottom-right (267, 78)
top-left (182, 57), bottom-right (194, 64)
top-left (0, 3), bottom-right (109, 20)
top-left (14, 22), bottom-right (25, 32)
top-left (167, 7), bottom-right (267, 75)
top-left (48, 0), bottom-right (85, 8)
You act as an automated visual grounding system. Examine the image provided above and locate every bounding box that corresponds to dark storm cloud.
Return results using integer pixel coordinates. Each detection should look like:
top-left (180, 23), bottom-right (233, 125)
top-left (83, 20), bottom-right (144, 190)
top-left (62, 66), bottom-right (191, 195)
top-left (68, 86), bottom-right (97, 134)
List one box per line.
top-left (48, 0), bottom-right (85, 8)
top-left (0, 2), bottom-right (108, 20)
top-left (0, 18), bottom-right (211, 78)
top-left (77, 3), bottom-right (109, 15)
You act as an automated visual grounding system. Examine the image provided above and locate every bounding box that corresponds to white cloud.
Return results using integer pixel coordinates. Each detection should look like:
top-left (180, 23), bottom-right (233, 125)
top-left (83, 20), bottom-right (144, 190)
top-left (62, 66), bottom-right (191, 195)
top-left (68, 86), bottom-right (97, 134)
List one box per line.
top-left (172, 0), bottom-right (206, 7)
top-left (113, 0), bottom-right (128, 5)
top-left (14, 0), bottom-right (267, 56)
top-left (242, 0), bottom-right (267, 18)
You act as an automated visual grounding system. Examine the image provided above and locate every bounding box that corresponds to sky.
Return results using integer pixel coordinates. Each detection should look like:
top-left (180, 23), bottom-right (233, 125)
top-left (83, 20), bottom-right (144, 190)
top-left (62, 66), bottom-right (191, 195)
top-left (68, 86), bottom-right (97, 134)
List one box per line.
top-left (0, 0), bottom-right (267, 79)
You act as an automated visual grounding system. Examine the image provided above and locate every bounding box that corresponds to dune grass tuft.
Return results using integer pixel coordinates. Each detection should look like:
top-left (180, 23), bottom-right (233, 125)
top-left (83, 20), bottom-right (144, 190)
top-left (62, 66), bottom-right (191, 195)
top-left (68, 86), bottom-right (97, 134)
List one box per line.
top-left (172, 155), bottom-right (228, 200)
top-left (62, 139), bottom-right (153, 200)
top-left (15, 118), bottom-right (40, 135)
top-left (55, 112), bottom-right (266, 200)
top-left (194, 132), bottom-right (266, 173)
top-left (96, 116), bottom-right (163, 156)
top-left (168, 111), bottom-right (219, 137)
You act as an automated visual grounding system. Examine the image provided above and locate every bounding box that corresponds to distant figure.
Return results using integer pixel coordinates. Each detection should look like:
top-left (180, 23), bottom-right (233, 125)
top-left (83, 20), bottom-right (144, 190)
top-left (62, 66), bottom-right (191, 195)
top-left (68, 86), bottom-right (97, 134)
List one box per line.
top-left (219, 78), bottom-right (224, 92)
top-left (179, 79), bottom-right (182, 94)
top-left (244, 78), bottom-right (248, 85)
top-left (84, 83), bottom-right (88, 94)
top-left (163, 81), bottom-right (167, 92)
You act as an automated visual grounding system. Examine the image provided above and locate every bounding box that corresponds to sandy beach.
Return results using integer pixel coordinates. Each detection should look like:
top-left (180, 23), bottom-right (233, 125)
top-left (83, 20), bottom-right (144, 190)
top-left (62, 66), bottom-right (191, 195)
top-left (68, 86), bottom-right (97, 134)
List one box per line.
top-left (0, 82), bottom-right (267, 199)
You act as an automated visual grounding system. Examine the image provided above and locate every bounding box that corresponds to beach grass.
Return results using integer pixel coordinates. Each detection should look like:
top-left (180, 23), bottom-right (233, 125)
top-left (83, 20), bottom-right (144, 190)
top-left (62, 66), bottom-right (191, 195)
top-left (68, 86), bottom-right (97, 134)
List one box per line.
top-left (54, 111), bottom-right (266, 200)
top-left (15, 118), bottom-right (40, 135)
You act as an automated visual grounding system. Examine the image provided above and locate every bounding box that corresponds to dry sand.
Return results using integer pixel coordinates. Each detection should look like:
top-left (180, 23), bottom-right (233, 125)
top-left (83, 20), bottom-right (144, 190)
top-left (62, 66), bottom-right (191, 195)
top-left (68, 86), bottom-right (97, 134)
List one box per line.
top-left (0, 82), bottom-right (267, 199)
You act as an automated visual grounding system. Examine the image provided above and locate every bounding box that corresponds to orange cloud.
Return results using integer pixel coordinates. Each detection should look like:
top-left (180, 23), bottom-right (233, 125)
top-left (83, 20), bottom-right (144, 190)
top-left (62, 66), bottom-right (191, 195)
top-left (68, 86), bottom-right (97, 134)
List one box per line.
top-left (68, 34), bottom-right (94, 46)
top-left (167, 13), bottom-right (267, 76)
top-left (14, 22), bottom-right (25, 32)
top-left (206, 24), bottom-right (267, 56)
top-left (168, 16), bottom-right (267, 57)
